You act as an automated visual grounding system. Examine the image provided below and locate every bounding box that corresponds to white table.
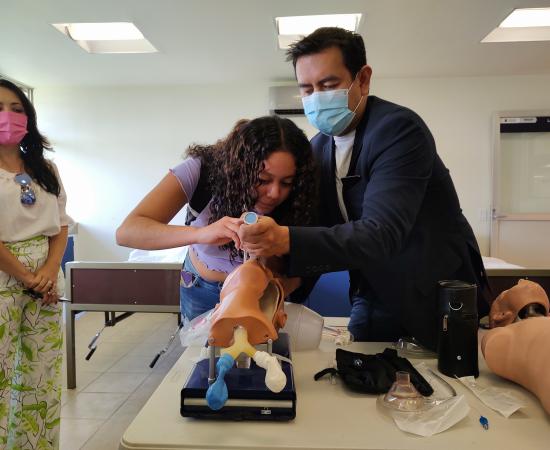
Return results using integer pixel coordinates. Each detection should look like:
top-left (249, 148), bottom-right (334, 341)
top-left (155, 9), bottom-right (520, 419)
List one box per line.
top-left (120, 328), bottom-right (550, 450)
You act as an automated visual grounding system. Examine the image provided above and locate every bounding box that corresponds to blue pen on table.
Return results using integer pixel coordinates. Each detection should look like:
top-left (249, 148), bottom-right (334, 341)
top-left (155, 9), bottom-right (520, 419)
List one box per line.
top-left (471, 404), bottom-right (489, 430)
top-left (479, 415), bottom-right (489, 430)
top-left (453, 374), bottom-right (489, 431)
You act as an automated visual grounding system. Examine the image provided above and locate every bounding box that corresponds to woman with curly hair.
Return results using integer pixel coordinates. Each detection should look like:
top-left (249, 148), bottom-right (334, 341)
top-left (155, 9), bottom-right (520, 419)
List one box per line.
top-left (117, 116), bottom-right (317, 322)
top-left (0, 78), bottom-right (71, 449)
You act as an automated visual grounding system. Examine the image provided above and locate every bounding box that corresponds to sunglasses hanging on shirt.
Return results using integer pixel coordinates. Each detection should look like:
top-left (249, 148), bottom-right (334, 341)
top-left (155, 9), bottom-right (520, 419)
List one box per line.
top-left (14, 173), bottom-right (36, 205)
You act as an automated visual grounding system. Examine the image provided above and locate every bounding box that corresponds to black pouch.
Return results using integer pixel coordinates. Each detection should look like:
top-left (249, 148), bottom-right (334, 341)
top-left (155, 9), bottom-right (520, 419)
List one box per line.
top-left (314, 348), bottom-right (434, 396)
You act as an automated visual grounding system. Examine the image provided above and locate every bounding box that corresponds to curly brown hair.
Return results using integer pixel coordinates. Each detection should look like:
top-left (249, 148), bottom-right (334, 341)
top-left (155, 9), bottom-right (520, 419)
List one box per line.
top-left (187, 116), bottom-right (318, 259)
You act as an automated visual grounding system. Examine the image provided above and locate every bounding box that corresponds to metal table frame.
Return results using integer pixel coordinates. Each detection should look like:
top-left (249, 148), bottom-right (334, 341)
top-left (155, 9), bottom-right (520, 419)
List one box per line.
top-left (64, 261), bottom-right (181, 389)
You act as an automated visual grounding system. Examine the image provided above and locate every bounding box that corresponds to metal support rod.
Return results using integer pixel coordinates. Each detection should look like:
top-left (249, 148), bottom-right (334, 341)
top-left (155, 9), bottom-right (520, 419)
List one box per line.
top-left (85, 311), bottom-right (135, 360)
top-left (208, 345), bottom-right (216, 384)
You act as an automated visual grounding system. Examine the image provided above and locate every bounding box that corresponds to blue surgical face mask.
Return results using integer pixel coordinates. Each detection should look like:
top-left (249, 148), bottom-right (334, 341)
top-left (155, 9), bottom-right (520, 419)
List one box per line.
top-left (302, 77), bottom-right (364, 136)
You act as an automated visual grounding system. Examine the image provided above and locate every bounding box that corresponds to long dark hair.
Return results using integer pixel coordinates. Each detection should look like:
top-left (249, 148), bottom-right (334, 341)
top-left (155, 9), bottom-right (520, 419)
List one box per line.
top-left (188, 116), bottom-right (318, 258)
top-left (0, 79), bottom-right (60, 196)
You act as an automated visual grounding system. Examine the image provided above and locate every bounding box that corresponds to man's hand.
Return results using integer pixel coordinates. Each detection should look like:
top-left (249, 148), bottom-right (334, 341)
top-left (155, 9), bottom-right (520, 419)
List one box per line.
top-left (239, 216), bottom-right (290, 257)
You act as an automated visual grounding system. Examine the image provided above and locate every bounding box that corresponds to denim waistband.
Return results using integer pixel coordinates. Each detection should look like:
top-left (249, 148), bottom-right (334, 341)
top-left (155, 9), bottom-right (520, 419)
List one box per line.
top-left (183, 252), bottom-right (199, 276)
top-left (182, 253), bottom-right (224, 288)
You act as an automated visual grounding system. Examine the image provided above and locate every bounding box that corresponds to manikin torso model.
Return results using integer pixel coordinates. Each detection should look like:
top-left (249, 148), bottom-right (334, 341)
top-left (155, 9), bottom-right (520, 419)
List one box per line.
top-left (205, 259), bottom-right (288, 410)
top-left (209, 260), bottom-right (287, 347)
top-left (481, 279), bottom-right (550, 414)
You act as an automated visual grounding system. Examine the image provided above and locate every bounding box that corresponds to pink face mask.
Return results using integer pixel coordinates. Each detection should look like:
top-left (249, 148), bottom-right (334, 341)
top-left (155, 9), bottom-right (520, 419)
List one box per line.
top-left (0, 111), bottom-right (28, 146)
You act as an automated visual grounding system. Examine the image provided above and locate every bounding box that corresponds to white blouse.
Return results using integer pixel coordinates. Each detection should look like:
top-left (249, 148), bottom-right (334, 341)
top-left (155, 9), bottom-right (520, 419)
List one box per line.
top-left (0, 161), bottom-right (73, 243)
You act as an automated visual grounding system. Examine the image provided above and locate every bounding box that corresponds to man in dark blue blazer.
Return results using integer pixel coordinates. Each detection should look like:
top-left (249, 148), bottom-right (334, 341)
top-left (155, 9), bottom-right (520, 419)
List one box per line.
top-left (240, 27), bottom-right (488, 350)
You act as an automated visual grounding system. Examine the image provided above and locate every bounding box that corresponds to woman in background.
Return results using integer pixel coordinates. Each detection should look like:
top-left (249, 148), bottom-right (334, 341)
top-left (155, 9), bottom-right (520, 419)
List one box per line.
top-left (0, 79), bottom-right (72, 449)
top-left (117, 116), bottom-right (317, 323)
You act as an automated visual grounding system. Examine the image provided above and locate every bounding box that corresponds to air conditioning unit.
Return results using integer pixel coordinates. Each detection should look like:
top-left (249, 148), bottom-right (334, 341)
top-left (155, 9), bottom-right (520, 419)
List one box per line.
top-left (268, 86), bottom-right (303, 115)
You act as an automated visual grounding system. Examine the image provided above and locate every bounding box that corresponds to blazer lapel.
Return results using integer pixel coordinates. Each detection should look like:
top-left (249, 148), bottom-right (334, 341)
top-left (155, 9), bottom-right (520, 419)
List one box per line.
top-left (346, 102), bottom-right (370, 177)
top-left (320, 138), bottom-right (344, 225)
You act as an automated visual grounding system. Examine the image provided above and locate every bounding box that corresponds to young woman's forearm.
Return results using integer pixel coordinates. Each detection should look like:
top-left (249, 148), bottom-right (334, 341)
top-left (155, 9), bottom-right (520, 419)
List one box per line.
top-left (116, 215), bottom-right (201, 250)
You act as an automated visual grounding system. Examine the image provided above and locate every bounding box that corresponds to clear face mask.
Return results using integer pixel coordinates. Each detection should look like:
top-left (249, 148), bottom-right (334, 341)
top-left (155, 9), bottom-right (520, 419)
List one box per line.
top-left (379, 363), bottom-right (471, 437)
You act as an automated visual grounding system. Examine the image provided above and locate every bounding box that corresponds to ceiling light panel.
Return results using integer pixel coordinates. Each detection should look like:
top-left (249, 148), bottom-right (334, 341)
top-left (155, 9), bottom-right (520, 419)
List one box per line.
top-left (52, 22), bottom-right (157, 53)
top-left (500, 8), bottom-right (550, 28)
top-left (482, 8), bottom-right (550, 43)
top-left (275, 14), bottom-right (362, 49)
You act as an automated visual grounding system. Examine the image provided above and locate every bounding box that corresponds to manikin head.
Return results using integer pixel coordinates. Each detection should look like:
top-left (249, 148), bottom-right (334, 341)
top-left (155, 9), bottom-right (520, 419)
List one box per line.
top-left (208, 259), bottom-right (287, 347)
top-left (287, 27), bottom-right (372, 136)
top-left (489, 279), bottom-right (550, 328)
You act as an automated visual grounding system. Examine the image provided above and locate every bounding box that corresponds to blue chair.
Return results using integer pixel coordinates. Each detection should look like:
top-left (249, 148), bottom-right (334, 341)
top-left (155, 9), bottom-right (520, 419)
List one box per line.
top-left (61, 235), bottom-right (75, 274)
top-left (304, 271), bottom-right (351, 317)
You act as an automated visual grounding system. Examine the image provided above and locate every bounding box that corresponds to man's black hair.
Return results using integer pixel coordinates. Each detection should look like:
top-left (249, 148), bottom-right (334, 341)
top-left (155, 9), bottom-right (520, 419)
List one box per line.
top-left (286, 27), bottom-right (367, 78)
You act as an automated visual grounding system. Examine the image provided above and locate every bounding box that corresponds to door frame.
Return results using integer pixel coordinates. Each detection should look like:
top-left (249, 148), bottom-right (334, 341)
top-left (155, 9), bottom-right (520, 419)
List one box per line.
top-left (490, 109), bottom-right (550, 259)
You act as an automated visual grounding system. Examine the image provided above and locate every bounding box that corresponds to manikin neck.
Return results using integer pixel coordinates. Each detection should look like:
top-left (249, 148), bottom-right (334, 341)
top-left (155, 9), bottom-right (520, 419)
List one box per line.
top-left (518, 303), bottom-right (548, 319)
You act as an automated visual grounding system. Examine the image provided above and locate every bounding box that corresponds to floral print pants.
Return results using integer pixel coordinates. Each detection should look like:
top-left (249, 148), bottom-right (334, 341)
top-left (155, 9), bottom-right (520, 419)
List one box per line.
top-left (0, 236), bottom-right (63, 450)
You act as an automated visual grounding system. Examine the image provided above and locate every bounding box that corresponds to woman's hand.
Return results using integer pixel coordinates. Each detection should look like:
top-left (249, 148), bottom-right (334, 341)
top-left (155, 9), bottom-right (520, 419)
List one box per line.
top-left (20, 270), bottom-right (39, 289)
top-left (196, 216), bottom-right (243, 247)
top-left (21, 267), bottom-right (59, 304)
top-left (41, 289), bottom-right (59, 305)
top-left (33, 263), bottom-right (60, 302)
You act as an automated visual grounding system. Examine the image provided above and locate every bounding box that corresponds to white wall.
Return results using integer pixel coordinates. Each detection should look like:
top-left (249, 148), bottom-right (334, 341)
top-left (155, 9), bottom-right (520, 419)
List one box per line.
top-left (35, 84), bottom-right (270, 261)
top-left (34, 75), bottom-right (550, 261)
top-left (372, 75), bottom-right (550, 254)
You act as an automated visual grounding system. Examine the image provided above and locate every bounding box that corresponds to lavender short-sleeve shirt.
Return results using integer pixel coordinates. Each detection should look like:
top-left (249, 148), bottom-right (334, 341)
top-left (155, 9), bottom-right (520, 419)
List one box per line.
top-left (170, 157), bottom-right (243, 273)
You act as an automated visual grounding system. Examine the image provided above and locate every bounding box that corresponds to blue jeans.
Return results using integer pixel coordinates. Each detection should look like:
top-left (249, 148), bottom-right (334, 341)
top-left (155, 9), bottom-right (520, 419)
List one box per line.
top-left (179, 254), bottom-right (223, 323)
top-left (348, 295), bottom-right (407, 342)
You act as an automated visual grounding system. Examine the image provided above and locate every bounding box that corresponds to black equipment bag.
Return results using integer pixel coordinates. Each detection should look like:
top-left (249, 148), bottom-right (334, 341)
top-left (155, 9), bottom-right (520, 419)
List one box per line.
top-left (314, 348), bottom-right (433, 396)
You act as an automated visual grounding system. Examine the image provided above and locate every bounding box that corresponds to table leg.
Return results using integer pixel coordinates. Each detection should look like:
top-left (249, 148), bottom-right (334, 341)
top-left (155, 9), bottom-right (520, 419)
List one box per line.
top-left (64, 303), bottom-right (77, 389)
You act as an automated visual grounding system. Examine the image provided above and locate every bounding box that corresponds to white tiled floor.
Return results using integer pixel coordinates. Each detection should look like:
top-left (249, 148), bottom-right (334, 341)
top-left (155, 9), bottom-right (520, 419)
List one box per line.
top-left (60, 311), bottom-right (183, 449)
